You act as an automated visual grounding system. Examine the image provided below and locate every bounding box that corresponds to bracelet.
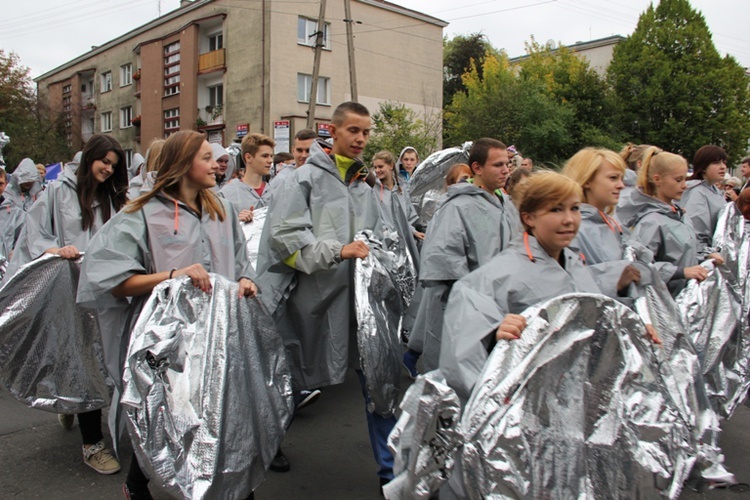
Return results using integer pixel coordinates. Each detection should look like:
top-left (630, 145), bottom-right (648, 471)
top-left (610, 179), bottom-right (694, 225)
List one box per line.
top-left (169, 268), bottom-right (176, 279)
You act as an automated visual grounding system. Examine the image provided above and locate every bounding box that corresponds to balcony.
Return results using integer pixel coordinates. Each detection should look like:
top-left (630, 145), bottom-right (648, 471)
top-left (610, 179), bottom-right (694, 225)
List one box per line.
top-left (198, 48), bottom-right (226, 74)
top-left (197, 106), bottom-right (224, 130)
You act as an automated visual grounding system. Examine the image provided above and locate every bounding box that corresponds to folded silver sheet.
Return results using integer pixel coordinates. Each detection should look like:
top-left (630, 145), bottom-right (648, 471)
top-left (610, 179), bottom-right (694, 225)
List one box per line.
top-left (384, 370), bottom-right (462, 500)
top-left (625, 247), bottom-right (733, 484)
top-left (241, 206), bottom-right (268, 269)
top-left (122, 274), bottom-right (294, 499)
top-left (676, 261), bottom-right (745, 420)
top-left (354, 230), bottom-right (416, 417)
top-left (408, 143), bottom-right (471, 228)
top-left (0, 253), bottom-right (110, 413)
top-left (456, 293), bottom-right (694, 499)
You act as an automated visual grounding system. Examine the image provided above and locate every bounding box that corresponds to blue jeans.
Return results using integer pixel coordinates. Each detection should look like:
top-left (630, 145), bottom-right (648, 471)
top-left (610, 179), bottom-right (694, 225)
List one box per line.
top-left (356, 370), bottom-right (396, 481)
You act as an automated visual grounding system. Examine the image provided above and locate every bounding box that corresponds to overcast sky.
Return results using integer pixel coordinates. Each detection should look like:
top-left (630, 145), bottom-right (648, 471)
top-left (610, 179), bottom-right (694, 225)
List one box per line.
top-left (2, 0), bottom-right (748, 79)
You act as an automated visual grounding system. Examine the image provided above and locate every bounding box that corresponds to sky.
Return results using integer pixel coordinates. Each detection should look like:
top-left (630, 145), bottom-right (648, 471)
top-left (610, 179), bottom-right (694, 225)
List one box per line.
top-left (1, 0), bottom-right (749, 79)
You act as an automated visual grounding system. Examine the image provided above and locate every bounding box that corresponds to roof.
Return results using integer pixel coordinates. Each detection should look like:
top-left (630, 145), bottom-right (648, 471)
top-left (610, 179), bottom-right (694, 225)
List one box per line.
top-left (509, 35), bottom-right (626, 63)
top-left (356, 0), bottom-right (448, 27)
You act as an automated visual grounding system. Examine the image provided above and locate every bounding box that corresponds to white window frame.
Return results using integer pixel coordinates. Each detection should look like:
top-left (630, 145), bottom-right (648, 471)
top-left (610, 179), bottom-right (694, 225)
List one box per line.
top-left (101, 111), bottom-right (112, 132)
top-left (208, 84), bottom-right (224, 108)
top-left (100, 71), bottom-right (112, 93)
top-left (120, 64), bottom-right (133, 87)
top-left (120, 106), bottom-right (133, 129)
top-left (297, 17), bottom-right (330, 50)
top-left (297, 73), bottom-right (330, 105)
top-left (209, 32), bottom-right (224, 51)
top-left (124, 149), bottom-right (134, 169)
top-left (164, 108), bottom-right (180, 131)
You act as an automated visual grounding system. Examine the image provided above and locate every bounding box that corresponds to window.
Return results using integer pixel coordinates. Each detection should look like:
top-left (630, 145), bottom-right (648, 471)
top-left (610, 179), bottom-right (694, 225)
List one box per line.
top-left (101, 71), bottom-right (112, 93)
top-left (62, 84), bottom-right (71, 94)
top-left (297, 74), bottom-right (330, 105)
top-left (124, 149), bottom-right (133, 169)
top-left (120, 64), bottom-right (133, 86)
top-left (164, 108), bottom-right (180, 136)
top-left (297, 17), bottom-right (330, 49)
top-left (164, 41), bottom-right (181, 96)
top-left (101, 111), bottom-right (112, 132)
top-left (120, 106), bottom-right (133, 129)
top-left (209, 32), bottom-right (224, 51)
top-left (209, 84), bottom-right (224, 108)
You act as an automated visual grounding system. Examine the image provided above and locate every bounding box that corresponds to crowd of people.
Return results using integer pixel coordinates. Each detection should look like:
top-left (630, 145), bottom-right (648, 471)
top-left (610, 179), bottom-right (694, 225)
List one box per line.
top-left (1, 99), bottom-right (749, 499)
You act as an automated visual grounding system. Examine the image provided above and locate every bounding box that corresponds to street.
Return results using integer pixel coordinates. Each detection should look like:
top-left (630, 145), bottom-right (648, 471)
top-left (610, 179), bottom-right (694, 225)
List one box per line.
top-left (2, 368), bottom-right (750, 499)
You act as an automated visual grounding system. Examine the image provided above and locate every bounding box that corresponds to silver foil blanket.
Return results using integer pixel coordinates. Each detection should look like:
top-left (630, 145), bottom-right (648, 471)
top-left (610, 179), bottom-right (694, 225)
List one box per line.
top-left (354, 230), bottom-right (416, 417)
top-left (408, 143), bottom-right (471, 228)
top-left (242, 206), bottom-right (268, 269)
top-left (384, 370), bottom-right (462, 500)
top-left (0, 253), bottom-right (110, 414)
top-left (456, 293), bottom-right (694, 499)
top-left (625, 247), bottom-right (733, 483)
top-left (676, 261), bottom-right (745, 419)
top-left (122, 274), bottom-right (294, 500)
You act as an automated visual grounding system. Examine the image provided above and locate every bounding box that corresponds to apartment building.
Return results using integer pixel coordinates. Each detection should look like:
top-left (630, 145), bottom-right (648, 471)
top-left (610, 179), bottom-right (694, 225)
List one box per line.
top-left (35, 0), bottom-right (447, 162)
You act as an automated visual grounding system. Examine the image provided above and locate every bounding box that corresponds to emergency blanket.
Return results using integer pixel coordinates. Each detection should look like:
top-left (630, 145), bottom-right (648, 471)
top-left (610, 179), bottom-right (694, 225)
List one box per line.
top-left (122, 274), bottom-right (294, 500)
top-left (241, 205), bottom-right (268, 268)
top-left (626, 246), bottom-right (732, 484)
top-left (0, 254), bottom-right (110, 414)
top-left (389, 294), bottom-right (696, 499)
top-left (675, 261), bottom-right (745, 419)
top-left (408, 143), bottom-right (471, 228)
top-left (354, 230), bottom-right (416, 417)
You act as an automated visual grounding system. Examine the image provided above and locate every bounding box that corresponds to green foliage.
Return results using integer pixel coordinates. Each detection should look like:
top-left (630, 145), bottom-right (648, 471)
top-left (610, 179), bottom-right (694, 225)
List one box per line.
top-left (364, 101), bottom-right (440, 164)
top-left (0, 50), bottom-right (71, 169)
top-left (445, 44), bottom-right (620, 166)
top-left (608, 0), bottom-right (750, 164)
top-left (443, 33), bottom-right (499, 108)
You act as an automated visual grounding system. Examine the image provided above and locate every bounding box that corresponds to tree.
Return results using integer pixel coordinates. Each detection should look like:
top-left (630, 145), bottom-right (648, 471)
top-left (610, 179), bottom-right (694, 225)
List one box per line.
top-left (363, 101), bottom-right (441, 164)
top-left (608, 0), bottom-right (750, 164)
top-left (443, 33), bottom-right (499, 108)
top-left (0, 50), bottom-right (71, 170)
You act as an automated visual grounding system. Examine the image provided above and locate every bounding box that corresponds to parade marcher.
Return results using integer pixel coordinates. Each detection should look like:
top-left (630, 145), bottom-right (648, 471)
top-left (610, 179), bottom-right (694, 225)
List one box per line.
top-left (0, 167), bottom-right (25, 256)
top-left (444, 163), bottom-right (472, 187)
top-left (396, 146), bottom-right (419, 182)
top-left (269, 128), bottom-right (317, 186)
top-left (127, 153), bottom-right (145, 181)
top-left (617, 143), bottom-right (653, 209)
top-left (128, 140), bottom-right (164, 199)
top-left (724, 176), bottom-right (742, 202)
top-left (211, 143), bottom-right (232, 191)
top-left (439, 171), bottom-right (600, 403)
top-left (404, 138), bottom-right (514, 376)
top-left (271, 152), bottom-right (294, 179)
top-left (617, 147), bottom-right (724, 295)
top-left (219, 133), bottom-right (274, 223)
top-left (520, 157), bottom-right (533, 171)
top-left (7, 134), bottom-right (128, 474)
top-left (562, 148), bottom-right (646, 299)
top-left (255, 102), bottom-right (396, 490)
top-left (76, 130), bottom-right (258, 499)
top-left (681, 145), bottom-right (728, 258)
top-left (5, 157), bottom-right (43, 211)
top-left (739, 156), bottom-right (750, 191)
top-left (505, 166), bottom-right (531, 197)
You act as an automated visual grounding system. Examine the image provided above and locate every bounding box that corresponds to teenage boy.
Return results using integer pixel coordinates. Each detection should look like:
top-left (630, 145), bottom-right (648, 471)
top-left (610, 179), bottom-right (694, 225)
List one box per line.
top-left (219, 133), bottom-right (274, 223)
top-left (256, 102), bottom-right (394, 490)
top-left (269, 129), bottom-right (318, 186)
top-left (405, 138), bottom-right (518, 374)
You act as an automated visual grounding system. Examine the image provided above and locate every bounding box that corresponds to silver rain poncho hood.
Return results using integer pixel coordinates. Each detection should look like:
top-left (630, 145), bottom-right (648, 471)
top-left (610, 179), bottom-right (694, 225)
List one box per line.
top-left (354, 230), bottom-right (416, 417)
top-left (6, 158), bottom-right (43, 211)
top-left (122, 274), bottom-right (294, 500)
top-left (454, 294), bottom-right (694, 499)
top-left (0, 254), bottom-right (110, 413)
top-left (408, 143), bottom-right (471, 229)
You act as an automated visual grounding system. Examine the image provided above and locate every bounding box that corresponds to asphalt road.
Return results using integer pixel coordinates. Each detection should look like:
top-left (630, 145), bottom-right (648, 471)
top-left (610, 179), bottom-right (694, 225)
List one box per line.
top-left (2, 368), bottom-right (750, 499)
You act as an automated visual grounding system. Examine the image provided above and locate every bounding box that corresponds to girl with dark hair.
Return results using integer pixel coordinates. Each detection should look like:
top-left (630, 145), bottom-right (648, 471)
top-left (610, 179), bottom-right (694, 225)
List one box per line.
top-left (681, 145), bottom-right (728, 257)
top-left (4, 133), bottom-right (128, 474)
top-left (77, 130), bottom-right (258, 498)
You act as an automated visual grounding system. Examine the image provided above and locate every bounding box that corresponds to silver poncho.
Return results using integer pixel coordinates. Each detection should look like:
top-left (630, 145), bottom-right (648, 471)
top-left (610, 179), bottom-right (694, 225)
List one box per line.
top-left (354, 230), bottom-right (416, 417)
top-left (122, 274), bottom-right (294, 499)
top-left (0, 254), bottom-right (110, 414)
top-left (242, 205), bottom-right (268, 268)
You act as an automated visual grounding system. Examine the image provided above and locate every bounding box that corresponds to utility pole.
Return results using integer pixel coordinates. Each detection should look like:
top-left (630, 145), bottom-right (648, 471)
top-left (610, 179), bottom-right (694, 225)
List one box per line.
top-left (306, 0), bottom-right (327, 130)
top-left (343, 0), bottom-right (358, 102)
